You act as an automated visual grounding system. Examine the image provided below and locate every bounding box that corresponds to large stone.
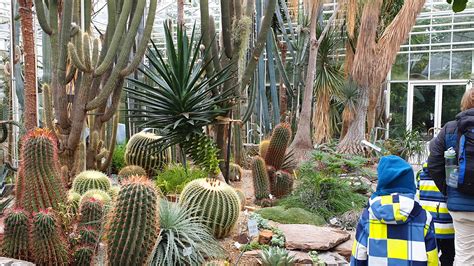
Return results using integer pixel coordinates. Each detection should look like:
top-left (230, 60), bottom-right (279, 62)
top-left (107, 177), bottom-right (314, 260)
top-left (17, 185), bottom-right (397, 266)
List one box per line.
top-left (0, 257), bottom-right (34, 266)
top-left (333, 232), bottom-right (355, 261)
top-left (277, 224), bottom-right (350, 251)
top-left (317, 252), bottom-right (349, 266)
top-left (258, 230), bottom-right (273, 244)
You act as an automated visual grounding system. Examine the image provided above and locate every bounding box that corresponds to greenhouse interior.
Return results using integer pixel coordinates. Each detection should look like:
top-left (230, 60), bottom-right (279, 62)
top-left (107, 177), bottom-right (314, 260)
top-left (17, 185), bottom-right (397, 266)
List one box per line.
top-left (0, 0), bottom-right (473, 265)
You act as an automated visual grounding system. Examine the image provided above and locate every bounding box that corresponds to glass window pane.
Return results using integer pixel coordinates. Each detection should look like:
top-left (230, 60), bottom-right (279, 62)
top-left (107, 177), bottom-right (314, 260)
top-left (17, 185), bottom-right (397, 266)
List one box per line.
top-left (431, 30), bottom-right (452, 44)
top-left (413, 85), bottom-right (436, 141)
top-left (389, 83), bottom-right (408, 138)
top-left (410, 53), bottom-right (429, 80)
top-left (453, 30), bottom-right (474, 43)
top-left (442, 85), bottom-right (465, 126)
top-left (430, 52), bottom-right (450, 79)
top-left (391, 54), bottom-right (409, 80)
top-left (451, 51), bottom-right (473, 79)
top-left (410, 33), bottom-right (430, 45)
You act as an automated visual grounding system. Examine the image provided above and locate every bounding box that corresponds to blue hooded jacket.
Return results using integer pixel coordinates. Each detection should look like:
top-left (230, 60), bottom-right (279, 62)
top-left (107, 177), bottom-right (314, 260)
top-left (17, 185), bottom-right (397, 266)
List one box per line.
top-left (372, 155), bottom-right (416, 198)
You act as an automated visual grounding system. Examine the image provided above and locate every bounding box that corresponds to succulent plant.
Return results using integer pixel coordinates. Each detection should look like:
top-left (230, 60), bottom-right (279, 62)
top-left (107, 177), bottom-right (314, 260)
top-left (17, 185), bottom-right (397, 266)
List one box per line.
top-left (72, 170), bottom-right (111, 195)
top-left (107, 186), bottom-right (120, 200)
top-left (80, 189), bottom-right (112, 206)
top-left (0, 209), bottom-right (29, 259)
top-left (72, 246), bottom-right (94, 266)
top-left (31, 210), bottom-right (69, 265)
top-left (16, 128), bottom-right (66, 212)
top-left (234, 189), bottom-right (246, 210)
top-left (106, 176), bottom-right (160, 265)
top-left (270, 170), bottom-right (294, 198)
top-left (67, 190), bottom-right (82, 215)
top-left (118, 165), bottom-right (147, 183)
top-left (252, 156), bottom-right (271, 201)
top-left (265, 123), bottom-right (292, 170)
top-left (259, 139), bottom-right (270, 158)
top-left (228, 163), bottom-right (243, 182)
top-left (259, 247), bottom-right (295, 266)
top-left (79, 198), bottom-right (105, 231)
top-left (179, 178), bottom-right (240, 239)
top-left (124, 132), bottom-right (170, 174)
top-left (77, 226), bottom-right (99, 246)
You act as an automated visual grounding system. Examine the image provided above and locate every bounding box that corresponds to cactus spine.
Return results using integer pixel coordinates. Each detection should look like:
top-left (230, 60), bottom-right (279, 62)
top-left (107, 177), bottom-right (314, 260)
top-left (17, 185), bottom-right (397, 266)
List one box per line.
top-left (67, 190), bottom-right (82, 215)
top-left (79, 198), bottom-right (105, 231)
top-left (72, 170), bottom-right (111, 194)
top-left (259, 139), bottom-right (270, 158)
top-left (265, 123), bottom-right (292, 169)
top-left (270, 170), bottom-right (294, 198)
top-left (72, 246), bottom-right (94, 266)
top-left (80, 189), bottom-right (112, 206)
top-left (31, 210), bottom-right (69, 265)
top-left (118, 165), bottom-right (147, 183)
top-left (179, 178), bottom-right (240, 239)
top-left (16, 128), bottom-right (66, 213)
top-left (105, 176), bottom-right (160, 265)
top-left (125, 132), bottom-right (171, 174)
top-left (252, 156), bottom-right (271, 200)
top-left (0, 209), bottom-right (29, 259)
top-left (77, 226), bottom-right (99, 246)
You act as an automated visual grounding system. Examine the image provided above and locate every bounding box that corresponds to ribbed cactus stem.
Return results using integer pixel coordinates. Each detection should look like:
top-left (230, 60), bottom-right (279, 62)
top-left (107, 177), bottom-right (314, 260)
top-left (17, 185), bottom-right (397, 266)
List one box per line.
top-left (182, 134), bottom-right (221, 176)
top-left (118, 165), bottom-right (147, 183)
top-left (125, 132), bottom-right (170, 175)
top-left (179, 178), bottom-right (240, 238)
top-left (270, 170), bottom-right (294, 198)
top-left (67, 190), bottom-right (82, 215)
top-left (72, 170), bottom-right (111, 194)
top-left (228, 163), bottom-right (243, 181)
top-left (0, 209), bottom-right (29, 260)
top-left (31, 210), bottom-right (69, 265)
top-left (73, 246), bottom-right (94, 266)
top-left (252, 156), bottom-right (271, 200)
top-left (259, 139), bottom-right (270, 158)
top-left (17, 129), bottom-right (66, 213)
top-left (106, 176), bottom-right (160, 265)
top-left (79, 198), bottom-right (105, 231)
top-left (265, 123), bottom-right (292, 169)
top-left (77, 226), bottom-right (99, 246)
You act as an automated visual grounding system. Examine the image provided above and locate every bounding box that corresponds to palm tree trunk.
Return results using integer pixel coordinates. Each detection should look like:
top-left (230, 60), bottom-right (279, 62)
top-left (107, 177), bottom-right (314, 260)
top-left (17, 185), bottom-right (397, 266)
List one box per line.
top-left (313, 89), bottom-right (331, 144)
top-left (19, 0), bottom-right (37, 131)
top-left (178, 0), bottom-right (185, 26)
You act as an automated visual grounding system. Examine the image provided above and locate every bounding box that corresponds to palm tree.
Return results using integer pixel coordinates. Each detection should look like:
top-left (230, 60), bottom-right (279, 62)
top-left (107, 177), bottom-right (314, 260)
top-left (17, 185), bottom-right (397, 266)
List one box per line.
top-left (312, 29), bottom-right (344, 144)
top-left (19, 0), bottom-right (36, 130)
top-left (338, 0), bottom-right (426, 154)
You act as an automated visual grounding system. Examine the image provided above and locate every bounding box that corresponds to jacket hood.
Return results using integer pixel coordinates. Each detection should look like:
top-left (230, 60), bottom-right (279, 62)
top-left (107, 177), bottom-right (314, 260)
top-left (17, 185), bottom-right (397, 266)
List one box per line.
top-left (373, 155), bottom-right (416, 197)
top-left (369, 193), bottom-right (420, 224)
top-left (456, 109), bottom-right (474, 132)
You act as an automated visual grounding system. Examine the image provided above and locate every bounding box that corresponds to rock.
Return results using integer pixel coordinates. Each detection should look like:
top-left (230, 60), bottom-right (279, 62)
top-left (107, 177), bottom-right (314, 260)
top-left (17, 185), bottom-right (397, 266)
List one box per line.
top-left (277, 224), bottom-right (350, 251)
top-left (332, 232), bottom-right (355, 261)
top-left (0, 257), bottom-right (34, 266)
top-left (317, 252), bottom-right (349, 266)
top-left (233, 233), bottom-right (250, 244)
top-left (258, 230), bottom-right (273, 244)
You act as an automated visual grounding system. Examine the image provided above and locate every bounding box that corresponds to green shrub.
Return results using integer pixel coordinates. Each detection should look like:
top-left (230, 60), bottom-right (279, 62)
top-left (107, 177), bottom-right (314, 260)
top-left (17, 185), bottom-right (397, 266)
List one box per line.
top-left (155, 164), bottom-right (206, 194)
top-left (256, 206), bottom-right (325, 226)
top-left (111, 144), bottom-right (126, 174)
top-left (150, 201), bottom-right (224, 265)
top-left (278, 163), bottom-right (367, 221)
top-left (312, 150), bottom-right (368, 175)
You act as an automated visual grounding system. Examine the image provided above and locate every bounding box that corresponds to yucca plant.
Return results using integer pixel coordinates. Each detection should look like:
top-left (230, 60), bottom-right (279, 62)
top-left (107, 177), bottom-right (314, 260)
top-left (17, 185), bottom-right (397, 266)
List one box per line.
top-left (126, 22), bottom-right (234, 175)
top-left (149, 200), bottom-right (224, 265)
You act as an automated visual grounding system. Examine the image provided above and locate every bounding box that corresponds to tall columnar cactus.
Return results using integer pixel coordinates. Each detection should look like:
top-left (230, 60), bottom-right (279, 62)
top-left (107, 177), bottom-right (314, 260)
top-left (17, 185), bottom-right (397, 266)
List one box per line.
top-left (31, 210), bottom-right (69, 265)
top-left (105, 176), bottom-right (160, 265)
top-left (79, 198), bottom-right (105, 231)
top-left (72, 246), bottom-right (94, 266)
top-left (265, 123), bottom-right (292, 170)
top-left (16, 128), bottom-right (66, 213)
top-left (270, 170), bottom-right (294, 198)
top-left (118, 165), bottom-right (147, 183)
top-left (179, 178), bottom-right (240, 239)
top-left (252, 156), bottom-right (271, 201)
top-left (72, 170), bottom-right (111, 194)
top-left (0, 209), bottom-right (29, 259)
top-left (181, 133), bottom-right (221, 176)
top-left (259, 139), bottom-right (270, 158)
top-left (125, 132), bottom-right (171, 174)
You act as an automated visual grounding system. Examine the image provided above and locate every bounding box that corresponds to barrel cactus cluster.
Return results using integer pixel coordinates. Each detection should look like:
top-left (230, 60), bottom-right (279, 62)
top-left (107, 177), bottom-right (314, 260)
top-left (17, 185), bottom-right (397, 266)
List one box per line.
top-left (253, 123), bottom-right (295, 201)
top-left (179, 178), bottom-right (240, 239)
top-left (124, 132), bottom-right (171, 175)
top-left (118, 165), bottom-right (147, 183)
top-left (0, 209), bottom-right (30, 259)
top-left (72, 170), bottom-right (111, 195)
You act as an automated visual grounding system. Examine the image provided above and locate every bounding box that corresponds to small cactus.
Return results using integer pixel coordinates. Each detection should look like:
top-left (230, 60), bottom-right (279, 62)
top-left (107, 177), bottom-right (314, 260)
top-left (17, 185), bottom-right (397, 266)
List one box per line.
top-left (0, 209), bottom-right (29, 259)
top-left (252, 157), bottom-right (271, 201)
top-left (265, 123), bottom-right (292, 170)
top-left (16, 128), bottom-right (66, 213)
top-left (72, 246), bottom-right (94, 266)
top-left (80, 189), bottom-right (112, 206)
top-left (270, 170), bottom-right (294, 198)
top-left (235, 189), bottom-right (246, 210)
top-left (77, 226), bottom-right (99, 246)
top-left (179, 178), bottom-right (240, 239)
top-left (31, 210), bottom-right (69, 265)
top-left (125, 132), bottom-right (170, 174)
top-left (67, 190), bottom-right (82, 215)
top-left (259, 139), bottom-right (270, 158)
top-left (79, 198), bottom-right (105, 231)
top-left (105, 176), bottom-right (160, 265)
top-left (228, 163), bottom-right (243, 182)
top-left (107, 186), bottom-right (120, 200)
top-left (118, 165), bottom-right (147, 183)
top-left (72, 170), bottom-right (111, 194)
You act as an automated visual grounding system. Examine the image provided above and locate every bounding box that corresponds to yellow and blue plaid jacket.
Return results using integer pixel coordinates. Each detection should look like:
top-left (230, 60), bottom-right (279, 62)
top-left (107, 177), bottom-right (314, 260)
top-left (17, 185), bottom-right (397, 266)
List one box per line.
top-left (416, 163), bottom-right (454, 239)
top-left (351, 194), bottom-right (438, 266)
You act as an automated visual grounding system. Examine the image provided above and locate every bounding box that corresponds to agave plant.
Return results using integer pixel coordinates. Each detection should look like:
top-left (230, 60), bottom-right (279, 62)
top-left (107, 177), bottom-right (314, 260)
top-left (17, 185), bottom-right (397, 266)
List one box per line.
top-left (259, 247), bottom-right (295, 266)
top-left (126, 23), bottom-right (234, 175)
top-left (149, 201), bottom-right (225, 265)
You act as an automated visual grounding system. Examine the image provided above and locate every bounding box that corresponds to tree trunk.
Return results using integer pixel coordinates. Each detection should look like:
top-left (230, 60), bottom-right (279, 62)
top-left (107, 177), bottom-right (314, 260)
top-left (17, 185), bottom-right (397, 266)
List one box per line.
top-left (19, 0), bottom-right (37, 131)
top-left (279, 42), bottom-right (288, 121)
top-left (177, 0), bottom-right (185, 26)
top-left (312, 89), bottom-right (331, 144)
